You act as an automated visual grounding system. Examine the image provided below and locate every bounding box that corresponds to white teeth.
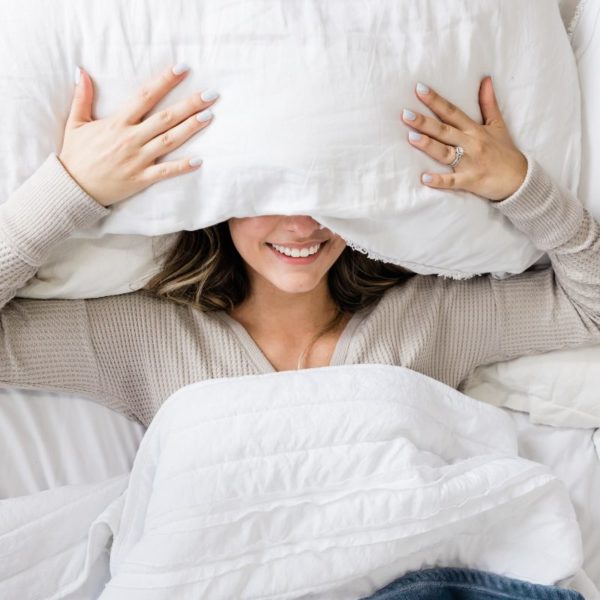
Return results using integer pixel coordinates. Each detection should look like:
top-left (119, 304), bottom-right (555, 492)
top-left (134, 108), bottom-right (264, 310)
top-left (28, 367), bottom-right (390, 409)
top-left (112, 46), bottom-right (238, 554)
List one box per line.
top-left (271, 243), bottom-right (321, 257)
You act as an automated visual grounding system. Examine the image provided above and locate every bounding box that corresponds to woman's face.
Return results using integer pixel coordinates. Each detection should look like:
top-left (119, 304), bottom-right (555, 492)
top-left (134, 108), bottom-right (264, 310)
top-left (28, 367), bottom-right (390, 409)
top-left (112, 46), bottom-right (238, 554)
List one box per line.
top-left (228, 215), bottom-right (346, 294)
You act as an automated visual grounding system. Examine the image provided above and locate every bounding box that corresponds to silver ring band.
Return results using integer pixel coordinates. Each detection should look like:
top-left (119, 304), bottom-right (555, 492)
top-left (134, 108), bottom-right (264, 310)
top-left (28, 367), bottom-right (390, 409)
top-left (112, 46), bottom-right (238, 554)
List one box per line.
top-left (449, 145), bottom-right (464, 168)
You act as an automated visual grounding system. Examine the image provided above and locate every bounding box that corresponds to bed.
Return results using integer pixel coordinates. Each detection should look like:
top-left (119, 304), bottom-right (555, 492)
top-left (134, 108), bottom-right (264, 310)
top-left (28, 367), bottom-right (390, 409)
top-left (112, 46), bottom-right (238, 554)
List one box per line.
top-left (1, 0), bottom-right (600, 598)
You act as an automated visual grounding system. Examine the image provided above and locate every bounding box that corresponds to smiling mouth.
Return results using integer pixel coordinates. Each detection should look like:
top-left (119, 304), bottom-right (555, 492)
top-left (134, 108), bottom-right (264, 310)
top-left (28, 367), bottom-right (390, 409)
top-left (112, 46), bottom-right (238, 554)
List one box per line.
top-left (266, 240), bottom-right (328, 259)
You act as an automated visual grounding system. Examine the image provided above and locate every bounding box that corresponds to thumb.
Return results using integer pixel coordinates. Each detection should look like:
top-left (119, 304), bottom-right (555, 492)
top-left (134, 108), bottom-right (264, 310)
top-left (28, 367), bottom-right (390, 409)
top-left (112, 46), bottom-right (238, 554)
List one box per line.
top-left (478, 76), bottom-right (505, 128)
top-left (67, 66), bottom-right (94, 126)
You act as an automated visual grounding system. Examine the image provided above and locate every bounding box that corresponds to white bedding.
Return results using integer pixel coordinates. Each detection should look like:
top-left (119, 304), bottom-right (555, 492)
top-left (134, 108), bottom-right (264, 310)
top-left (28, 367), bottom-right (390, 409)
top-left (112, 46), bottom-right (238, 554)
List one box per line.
top-left (1, 365), bottom-right (598, 599)
top-left (509, 411), bottom-right (600, 595)
top-left (1, 2), bottom-right (600, 598)
top-left (574, 0), bottom-right (600, 217)
top-left (0, 388), bottom-right (144, 499)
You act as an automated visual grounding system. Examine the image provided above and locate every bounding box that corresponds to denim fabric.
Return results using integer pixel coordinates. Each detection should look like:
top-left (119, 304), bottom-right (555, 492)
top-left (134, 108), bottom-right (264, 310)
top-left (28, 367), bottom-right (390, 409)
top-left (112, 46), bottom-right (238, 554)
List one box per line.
top-left (360, 568), bottom-right (584, 600)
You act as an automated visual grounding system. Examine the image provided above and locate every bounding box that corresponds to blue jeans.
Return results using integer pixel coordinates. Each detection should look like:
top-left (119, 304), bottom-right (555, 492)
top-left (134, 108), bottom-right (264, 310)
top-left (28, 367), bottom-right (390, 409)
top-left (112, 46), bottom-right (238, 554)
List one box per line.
top-left (360, 568), bottom-right (584, 599)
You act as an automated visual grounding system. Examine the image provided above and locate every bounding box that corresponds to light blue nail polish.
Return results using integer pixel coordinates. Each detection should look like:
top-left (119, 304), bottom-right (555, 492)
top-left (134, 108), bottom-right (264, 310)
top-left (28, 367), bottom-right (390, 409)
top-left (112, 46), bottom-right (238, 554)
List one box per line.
top-left (403, 109), bottom-right (417, 121)
top-left (196, 109), bottom-right (213, 122)
top-left (416, 82), bottom-right (430, 95)
top-left (200, 89), bottom-right (219, 102)
top-left (409, 131), bottom-right (422, 142)
top-left (189, 157), bottom-right (203, 167)
top-left (172, 62), bottom-right (190, 75)
top-left (422, 174), bottom-right (434, 183)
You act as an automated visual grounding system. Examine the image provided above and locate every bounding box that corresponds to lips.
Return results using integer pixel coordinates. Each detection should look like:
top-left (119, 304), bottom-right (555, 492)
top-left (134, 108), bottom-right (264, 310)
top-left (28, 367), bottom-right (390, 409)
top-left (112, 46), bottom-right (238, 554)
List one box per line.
top-left (267, 240), bottom-right (327, 262)
top-left (267, 241), bottom-right (328, 248)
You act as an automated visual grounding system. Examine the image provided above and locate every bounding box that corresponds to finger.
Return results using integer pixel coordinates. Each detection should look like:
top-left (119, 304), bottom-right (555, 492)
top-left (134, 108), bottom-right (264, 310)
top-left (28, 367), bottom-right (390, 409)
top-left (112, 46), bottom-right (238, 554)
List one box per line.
top-left (133, 90), bottom-right (218, 145)
top-left (407, 131), bottom-right (459, 167)
top-left (142, 157), bottom-right (203, 185)
top-left (414, 82), bottom-right (476, 132)
top-left (420, 171), bottom-right (471, 191)
top-left (67, 66), bottom-right (94, 126)
top-left (140, 109), bottom-right (214, 162)
top-left (118, 63), bottom-right (190, 125)
top-left (478, 76), bottom-right (505, 127)
top-left (402, 109), bottom-right (464, 147)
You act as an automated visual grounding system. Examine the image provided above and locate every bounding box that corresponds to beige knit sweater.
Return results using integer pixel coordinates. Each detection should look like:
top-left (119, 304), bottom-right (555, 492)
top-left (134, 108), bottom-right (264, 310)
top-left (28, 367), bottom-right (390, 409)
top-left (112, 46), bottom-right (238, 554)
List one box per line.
top-left (1, 153), bottom-right (599, 428)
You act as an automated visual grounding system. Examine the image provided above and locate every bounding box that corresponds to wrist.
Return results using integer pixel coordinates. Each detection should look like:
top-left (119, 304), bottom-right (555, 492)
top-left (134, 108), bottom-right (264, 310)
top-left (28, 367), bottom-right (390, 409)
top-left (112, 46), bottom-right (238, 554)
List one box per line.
top-left (492, 153), bottom-right (584, 251)
top-left (492, 152), bottom-right (528, 203)
top-left (0, 153), bottom-right (110, 265)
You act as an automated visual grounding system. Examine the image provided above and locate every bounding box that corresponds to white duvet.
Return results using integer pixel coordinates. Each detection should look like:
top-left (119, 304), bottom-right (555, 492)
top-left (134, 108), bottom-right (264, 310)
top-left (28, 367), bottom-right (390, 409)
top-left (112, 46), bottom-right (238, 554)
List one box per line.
top-left (0, 365), bottom-right (586, 599)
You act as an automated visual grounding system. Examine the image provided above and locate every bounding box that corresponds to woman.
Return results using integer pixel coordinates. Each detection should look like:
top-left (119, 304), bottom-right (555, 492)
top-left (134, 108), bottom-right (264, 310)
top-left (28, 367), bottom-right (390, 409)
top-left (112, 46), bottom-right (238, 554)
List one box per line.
top-left (0, 64), bottom-right (596, 598)
top-left (2, 63), bottom-right (598, 425)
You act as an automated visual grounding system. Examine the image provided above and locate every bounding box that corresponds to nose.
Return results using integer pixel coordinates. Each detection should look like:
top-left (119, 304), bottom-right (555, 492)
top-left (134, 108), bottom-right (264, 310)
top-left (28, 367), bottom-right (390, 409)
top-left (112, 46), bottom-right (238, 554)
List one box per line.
top-left (281, 215), bottom-right (322, 236)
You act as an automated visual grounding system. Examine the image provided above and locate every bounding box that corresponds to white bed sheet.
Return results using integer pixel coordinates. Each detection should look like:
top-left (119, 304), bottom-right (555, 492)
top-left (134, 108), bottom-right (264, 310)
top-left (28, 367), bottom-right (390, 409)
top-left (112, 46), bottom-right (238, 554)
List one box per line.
top-left (0, 388), bottom-right (144, 499)
top-left (0, 387), bottom-right (599, 598)
top-left (507, 410), bottom-right (600, 592)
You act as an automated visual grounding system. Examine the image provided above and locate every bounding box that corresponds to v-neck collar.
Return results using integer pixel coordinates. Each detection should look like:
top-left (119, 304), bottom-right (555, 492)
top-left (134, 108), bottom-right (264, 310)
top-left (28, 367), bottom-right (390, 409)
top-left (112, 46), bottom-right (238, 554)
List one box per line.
top-left (213, 308), bottom-right (369, 374)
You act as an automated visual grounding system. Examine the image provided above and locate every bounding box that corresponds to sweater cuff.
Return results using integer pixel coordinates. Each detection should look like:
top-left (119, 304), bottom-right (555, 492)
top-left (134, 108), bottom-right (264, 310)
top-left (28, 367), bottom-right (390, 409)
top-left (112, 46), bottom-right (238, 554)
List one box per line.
top-left (492, 152), bottom-right (584, 252)
top-left (0, 153), bottom-right (110, 266)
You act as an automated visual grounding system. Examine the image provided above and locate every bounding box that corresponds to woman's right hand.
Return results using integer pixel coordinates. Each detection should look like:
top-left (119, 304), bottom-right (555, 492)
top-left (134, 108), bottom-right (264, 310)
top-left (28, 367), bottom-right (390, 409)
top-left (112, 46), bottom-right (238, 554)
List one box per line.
top-left (58, 64), bottom-right (218, 207)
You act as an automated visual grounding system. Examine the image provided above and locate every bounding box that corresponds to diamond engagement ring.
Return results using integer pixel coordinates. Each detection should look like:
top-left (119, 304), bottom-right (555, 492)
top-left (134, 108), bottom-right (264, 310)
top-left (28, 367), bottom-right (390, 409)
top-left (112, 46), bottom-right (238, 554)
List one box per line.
top-left (449, 145), bottom-right (464, 169)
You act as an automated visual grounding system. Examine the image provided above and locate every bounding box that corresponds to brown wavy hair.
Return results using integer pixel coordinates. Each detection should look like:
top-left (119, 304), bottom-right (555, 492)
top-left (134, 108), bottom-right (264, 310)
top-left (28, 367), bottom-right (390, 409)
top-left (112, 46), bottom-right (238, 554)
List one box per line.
top-left (143, 222), bottom-right (415, 367)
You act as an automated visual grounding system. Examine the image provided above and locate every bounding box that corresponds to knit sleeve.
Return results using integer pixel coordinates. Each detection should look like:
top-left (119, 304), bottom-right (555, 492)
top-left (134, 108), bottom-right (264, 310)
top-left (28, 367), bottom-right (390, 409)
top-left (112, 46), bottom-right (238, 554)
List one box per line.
top-left (0, 153), bottom-right (110, 309)
top-left (0, 153), bottom-right (137, 419)
top-left (459, 153), bottom-right (600, 375)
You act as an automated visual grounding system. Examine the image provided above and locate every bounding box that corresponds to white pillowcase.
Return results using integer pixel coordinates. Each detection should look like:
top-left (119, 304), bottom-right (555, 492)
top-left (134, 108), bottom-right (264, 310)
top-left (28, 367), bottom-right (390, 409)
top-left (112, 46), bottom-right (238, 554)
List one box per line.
top-left (462, 345), bottom-right (600, 429)
top-left (0, 0), bottom-right (581, 298)
top-left (18, 233), bottom-right (177, 299)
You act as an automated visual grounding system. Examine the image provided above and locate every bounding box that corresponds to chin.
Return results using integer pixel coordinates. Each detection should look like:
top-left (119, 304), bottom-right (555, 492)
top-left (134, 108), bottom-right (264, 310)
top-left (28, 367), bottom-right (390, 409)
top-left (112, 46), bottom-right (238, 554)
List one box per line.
top-left (267, 273), bottom-right (324, 295)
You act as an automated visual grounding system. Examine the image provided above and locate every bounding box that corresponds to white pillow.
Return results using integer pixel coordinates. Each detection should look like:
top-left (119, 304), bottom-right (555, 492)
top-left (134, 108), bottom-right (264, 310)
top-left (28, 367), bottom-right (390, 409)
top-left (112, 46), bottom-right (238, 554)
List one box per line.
top-left (17, 233), bottom-right (177, 299)
top-left (0, 0), bottom-right (580, 298)
top-left (462, 345), bottom-right (600, 429)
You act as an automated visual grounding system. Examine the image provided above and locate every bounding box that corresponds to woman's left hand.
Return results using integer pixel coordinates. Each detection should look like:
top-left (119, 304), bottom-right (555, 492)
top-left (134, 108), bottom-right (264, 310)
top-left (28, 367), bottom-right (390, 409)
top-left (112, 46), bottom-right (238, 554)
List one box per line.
top-left (402, 77), bottom-right (528, 202)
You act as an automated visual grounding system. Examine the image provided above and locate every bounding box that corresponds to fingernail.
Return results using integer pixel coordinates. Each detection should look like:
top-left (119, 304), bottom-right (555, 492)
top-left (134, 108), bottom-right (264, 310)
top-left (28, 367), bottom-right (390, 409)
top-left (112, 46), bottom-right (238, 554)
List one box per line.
top-left (422, 174), bottom-right (434, 183)
top-left (189, 157), bottom-right (203, 167)
top-left (196, 109), bottom-right (213, 122)
top-left (409, 131), bottom-right (422, 142)
top-left (172, 62), bottom-right (190, 75)
top-left (403, 109), bottom-right (417, 121)
top-left (200, 89), bottom-right (219, 102)
top-left (416, 82), bottom-right (430, 95)
top-left (74, 66), bottom-right (81, 85)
